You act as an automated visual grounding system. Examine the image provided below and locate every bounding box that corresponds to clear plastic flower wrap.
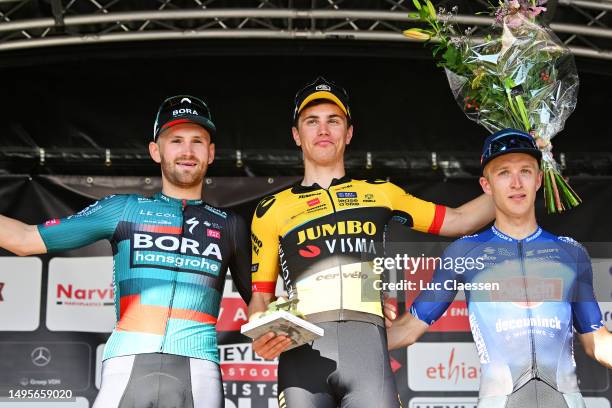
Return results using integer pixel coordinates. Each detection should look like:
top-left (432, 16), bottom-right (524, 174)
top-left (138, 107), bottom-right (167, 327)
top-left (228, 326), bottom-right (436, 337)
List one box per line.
top-left (405, 0), bottom-right (581, 213)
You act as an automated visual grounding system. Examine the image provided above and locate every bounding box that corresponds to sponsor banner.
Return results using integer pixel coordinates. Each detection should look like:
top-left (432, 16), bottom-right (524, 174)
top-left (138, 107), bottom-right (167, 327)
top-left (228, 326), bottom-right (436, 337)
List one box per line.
top-left (46, 257), bottom-right (115, 332)
top-left (408, 397), bottom-right (611, 408)
top-left (95, 345), bottom-right (104, 390)
top-left (218, 272), bottom-right (250, 332)
top-left (0, 257), bottom-right (42, 331)
top-left (408, 397), bottom-right (477, 408)
top-left (220, 339), bottom-right (279, 407)
top-left (0, 396), bottom-right (89, 407)
top-left (428, 301), bottom-right (470, 332)
top-left (407, 343), bottom-right (480, 391)
top-left (223, 384), bottom-right (278, 408)
top-left (0, 342), bottom-right (91, 391)
top-left (600, 302), bottom-right (612, 331)
top-left (219, 343), bottom-right (277, 382)
top-left (586, 398), bottom-right (611, 408)
top-left (217, 298), bottom-right (248, 332)
top-left (591, 258), bottom-right (612, 302)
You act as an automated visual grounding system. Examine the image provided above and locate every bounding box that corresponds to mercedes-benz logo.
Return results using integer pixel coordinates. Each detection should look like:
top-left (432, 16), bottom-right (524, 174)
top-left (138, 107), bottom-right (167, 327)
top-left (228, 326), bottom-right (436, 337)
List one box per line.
top-left (31, 347), bottom-right (51, 367)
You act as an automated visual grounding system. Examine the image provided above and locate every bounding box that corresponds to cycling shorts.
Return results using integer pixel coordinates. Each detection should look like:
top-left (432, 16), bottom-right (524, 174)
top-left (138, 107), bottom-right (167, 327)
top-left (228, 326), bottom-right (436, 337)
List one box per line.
top-left (477, 378), bottom-right (586, 408)
top-left (277, 320), bottom-right (402, 408)
top-left (93, 353), bottom-right (223, 408)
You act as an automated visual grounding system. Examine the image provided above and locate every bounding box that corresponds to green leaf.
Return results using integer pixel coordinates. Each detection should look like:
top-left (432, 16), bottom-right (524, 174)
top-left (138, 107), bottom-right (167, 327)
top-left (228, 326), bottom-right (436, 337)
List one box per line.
top-left (426, 0), bottom-right (437, 19)
top-left (412, 0), bottom-right (422, 10)
top-left (408, 12), bottom-right (420, 18)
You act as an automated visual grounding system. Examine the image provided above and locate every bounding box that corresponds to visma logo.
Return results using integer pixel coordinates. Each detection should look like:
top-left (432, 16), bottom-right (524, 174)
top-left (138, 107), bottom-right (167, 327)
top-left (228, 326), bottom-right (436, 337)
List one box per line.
top-left (299, 245), bottom-right (321, 258)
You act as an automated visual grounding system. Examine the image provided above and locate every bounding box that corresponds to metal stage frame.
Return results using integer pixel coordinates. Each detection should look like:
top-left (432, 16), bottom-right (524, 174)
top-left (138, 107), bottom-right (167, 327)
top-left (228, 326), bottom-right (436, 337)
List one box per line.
top-left (0, 0), bottom-right (611, 59)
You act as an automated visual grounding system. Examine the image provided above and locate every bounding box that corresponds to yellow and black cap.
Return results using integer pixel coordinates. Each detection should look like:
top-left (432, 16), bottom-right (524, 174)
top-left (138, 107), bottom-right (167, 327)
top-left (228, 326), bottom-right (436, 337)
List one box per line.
top-left (153, 95), bottom-right (216, 140)
top-left (293, 76), bottom-right (351, 123)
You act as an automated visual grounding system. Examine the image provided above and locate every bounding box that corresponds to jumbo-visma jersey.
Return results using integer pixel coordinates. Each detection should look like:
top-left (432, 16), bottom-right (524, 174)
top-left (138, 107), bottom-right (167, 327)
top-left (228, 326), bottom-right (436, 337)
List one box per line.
top-left (251, 176), bottom-right (446, 325)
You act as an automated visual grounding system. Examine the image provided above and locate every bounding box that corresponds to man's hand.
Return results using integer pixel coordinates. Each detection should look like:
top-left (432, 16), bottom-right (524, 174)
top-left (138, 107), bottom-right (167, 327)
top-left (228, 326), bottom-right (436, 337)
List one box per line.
top-left (386, 313), bottom-right (429, 350)
top-left (579, 326), bottom-right (612, 369)
top-left (248, 292), bottom-right (293, 359)
top-left (252, 332), bottom-right (293, 360)
top-left (383, 296), bottom-right (398, 328)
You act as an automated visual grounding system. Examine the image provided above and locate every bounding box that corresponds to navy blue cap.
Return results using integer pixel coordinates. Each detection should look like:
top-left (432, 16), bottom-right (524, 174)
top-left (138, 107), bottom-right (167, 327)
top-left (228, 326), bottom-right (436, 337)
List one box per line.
top-left (481, 128), bottom-right (542, 171)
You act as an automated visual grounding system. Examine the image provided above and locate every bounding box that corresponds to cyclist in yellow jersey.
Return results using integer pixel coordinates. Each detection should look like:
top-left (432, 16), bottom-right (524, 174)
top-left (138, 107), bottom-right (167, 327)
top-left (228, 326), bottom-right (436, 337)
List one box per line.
top-left (248, 77), bottom-right (496, 408)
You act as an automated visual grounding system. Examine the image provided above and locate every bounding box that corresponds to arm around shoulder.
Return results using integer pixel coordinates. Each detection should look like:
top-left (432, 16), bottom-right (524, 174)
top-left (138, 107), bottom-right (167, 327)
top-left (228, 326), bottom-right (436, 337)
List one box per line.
top-left (0, 215), bottom-right (46, 256)
top-left (439, 194), bottom-right (495, 237)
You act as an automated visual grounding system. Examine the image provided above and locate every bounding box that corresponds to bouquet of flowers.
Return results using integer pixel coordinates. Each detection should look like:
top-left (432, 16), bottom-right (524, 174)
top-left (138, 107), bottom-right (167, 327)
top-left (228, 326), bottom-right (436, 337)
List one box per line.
top-left (405, 0), bottom-right (581, 213)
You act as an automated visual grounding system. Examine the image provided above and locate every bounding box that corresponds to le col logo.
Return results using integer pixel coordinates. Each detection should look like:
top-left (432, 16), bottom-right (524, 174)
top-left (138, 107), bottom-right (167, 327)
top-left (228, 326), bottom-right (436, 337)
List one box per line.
top-left (173, 108), bottom-right (198, 116)
top-left (315, 84), bottom-right (331, 91)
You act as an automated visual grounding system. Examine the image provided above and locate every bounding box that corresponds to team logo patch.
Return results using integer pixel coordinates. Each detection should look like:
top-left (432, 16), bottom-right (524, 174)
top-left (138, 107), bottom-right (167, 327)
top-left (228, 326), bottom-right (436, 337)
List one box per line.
top-left (256, 196), bottom-right (276, 218)
top-left (336, 192), bottom-right (357, 198)
top-left (299, 245), bottom-right (321, 258)
top-left (251, 263), bottom-right (259, 273)
top-left (43, 218), bottom-right (61, 227)
top-left (307, 198), bottom-right (320, 207)
top-left (207, 229), bottom-right (221, 239)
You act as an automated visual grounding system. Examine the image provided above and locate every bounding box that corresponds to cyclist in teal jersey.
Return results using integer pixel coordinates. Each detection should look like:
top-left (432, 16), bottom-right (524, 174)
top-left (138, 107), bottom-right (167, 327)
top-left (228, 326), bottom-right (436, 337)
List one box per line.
top-left (0, 95), bottom-right (251, 408)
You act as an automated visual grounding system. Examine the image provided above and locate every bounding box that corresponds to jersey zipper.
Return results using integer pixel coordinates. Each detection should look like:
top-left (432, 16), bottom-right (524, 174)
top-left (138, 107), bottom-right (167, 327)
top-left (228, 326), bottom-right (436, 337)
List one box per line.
top-left (518, 240), bottom-right (538, 378)
top-left (324, 188), bottom-right (343, 320)
top-left (160, 205), bottom-right (183, 352)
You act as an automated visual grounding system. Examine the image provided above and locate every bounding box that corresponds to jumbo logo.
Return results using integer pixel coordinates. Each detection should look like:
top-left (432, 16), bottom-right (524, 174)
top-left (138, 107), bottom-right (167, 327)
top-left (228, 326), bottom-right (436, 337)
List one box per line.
top-left (296, 221), bottom-right (376, 245)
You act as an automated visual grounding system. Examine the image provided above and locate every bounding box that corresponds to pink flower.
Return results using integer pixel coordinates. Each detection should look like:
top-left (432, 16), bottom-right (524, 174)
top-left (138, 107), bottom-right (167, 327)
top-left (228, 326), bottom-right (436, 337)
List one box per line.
top-left (525, 5), bottom-right (547, 18)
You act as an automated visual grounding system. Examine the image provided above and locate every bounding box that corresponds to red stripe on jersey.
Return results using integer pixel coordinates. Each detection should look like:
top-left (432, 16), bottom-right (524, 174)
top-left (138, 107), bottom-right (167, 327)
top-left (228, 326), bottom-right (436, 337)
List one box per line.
top-left (252, 281), bottom-right (275, 293)
top-left (117, 294), bottom-right (167, 335)
top-left (170, 308), bottom-right (217, 324)
top-left (138, 224), bottom-right (183, 234)
top-left (116, 294), bottom-right (216, 335)
top-left (427, 205), bottom-right (446, 235)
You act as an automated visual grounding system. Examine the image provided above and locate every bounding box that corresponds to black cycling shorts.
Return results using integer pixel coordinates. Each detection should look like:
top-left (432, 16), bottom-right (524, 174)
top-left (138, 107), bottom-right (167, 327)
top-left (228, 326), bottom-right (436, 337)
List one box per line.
top-left (93, 353), bottom-right (223, 408)
top-left (277, 320), bottom-right (402, 408)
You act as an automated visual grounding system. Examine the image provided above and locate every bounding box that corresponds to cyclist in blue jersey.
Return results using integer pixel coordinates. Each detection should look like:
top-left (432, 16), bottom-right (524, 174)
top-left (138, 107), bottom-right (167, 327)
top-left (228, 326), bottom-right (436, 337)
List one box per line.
top-left (0, 95), bottom-right (252, 408)
top-left (387, 129), bottom-right (612, 408)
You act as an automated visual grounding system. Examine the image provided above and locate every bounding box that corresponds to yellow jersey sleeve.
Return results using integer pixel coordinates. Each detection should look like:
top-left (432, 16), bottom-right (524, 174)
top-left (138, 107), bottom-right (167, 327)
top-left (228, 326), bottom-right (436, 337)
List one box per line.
top-left (250, 195), bottom-right (280, 293)
top-left (385, 181), bottom-right (446, 234)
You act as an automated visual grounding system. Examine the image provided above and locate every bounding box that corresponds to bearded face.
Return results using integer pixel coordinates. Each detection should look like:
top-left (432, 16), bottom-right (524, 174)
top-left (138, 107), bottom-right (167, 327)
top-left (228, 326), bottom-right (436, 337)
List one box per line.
top-left (150, 122), bottom-right (215, 190)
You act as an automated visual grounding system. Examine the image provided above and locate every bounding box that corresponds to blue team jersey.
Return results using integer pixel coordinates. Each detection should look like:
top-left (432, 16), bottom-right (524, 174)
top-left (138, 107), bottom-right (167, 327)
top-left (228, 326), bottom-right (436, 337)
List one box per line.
top-left (38, 193), bottom-right (251, 363)
top-left (410, 226), bottom-right (604, 397)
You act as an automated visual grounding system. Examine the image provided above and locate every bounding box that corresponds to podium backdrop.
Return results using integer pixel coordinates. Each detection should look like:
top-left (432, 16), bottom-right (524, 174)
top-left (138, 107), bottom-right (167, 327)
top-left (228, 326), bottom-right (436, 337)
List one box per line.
top-left (0, 174), bottom-right (610, 408)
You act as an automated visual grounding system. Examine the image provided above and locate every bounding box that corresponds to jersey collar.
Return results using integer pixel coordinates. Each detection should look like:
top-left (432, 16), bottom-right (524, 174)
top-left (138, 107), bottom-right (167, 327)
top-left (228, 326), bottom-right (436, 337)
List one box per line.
top-left (291, 175), bottom-right (352, 193)
top-left (491, 225), bottom-right (542, 243)
top-left (155, 192), bottom-right (203, 206)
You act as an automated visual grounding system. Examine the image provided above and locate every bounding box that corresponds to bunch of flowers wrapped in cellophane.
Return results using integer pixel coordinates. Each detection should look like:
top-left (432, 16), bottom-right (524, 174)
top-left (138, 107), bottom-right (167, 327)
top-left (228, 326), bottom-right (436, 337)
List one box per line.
top-left (404, 0), bottom-right (581, 213)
